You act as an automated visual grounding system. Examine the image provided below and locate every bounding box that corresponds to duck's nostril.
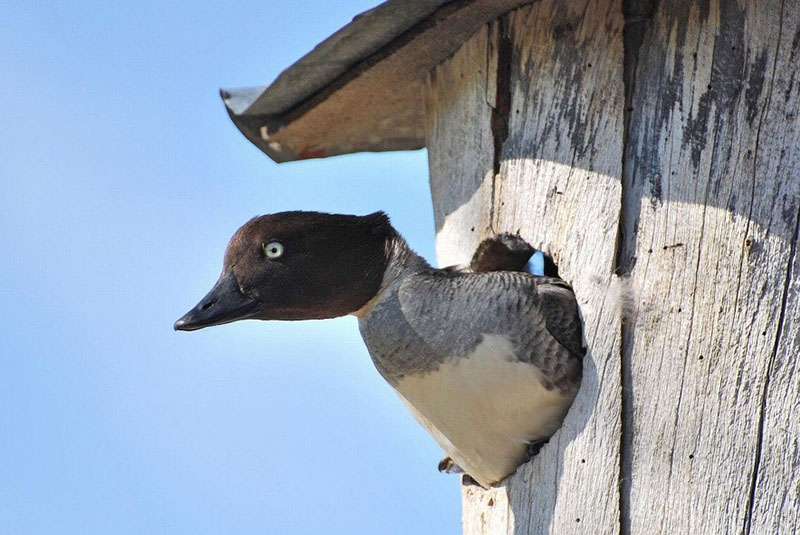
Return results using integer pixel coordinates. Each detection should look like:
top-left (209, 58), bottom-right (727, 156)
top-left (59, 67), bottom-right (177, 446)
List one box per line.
top-left (201, 300), bottom-right (216, 311)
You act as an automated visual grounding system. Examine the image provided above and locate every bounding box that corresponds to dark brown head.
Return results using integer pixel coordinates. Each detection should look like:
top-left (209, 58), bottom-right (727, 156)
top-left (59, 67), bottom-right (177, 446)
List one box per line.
top-left (174, 211), bottom-right (395, 331)
top-left (468, 233), bottom-right (559, 277)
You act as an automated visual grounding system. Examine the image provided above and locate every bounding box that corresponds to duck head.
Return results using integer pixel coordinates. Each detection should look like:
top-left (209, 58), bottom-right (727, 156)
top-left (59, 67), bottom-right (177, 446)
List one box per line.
top-left (174, 211), bottom-right (394, 331)
top-left (469, 233), bottom-right (560, 277)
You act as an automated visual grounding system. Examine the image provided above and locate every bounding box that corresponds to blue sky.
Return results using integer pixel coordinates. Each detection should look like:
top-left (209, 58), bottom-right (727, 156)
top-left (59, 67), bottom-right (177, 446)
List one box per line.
top-left (0, 1), bottom-right (462, 533)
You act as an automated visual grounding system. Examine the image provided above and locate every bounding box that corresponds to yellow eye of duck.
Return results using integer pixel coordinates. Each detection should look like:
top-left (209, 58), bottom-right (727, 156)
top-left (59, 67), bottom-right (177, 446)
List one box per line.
top-left (263, 242), bottom-right (284, 259)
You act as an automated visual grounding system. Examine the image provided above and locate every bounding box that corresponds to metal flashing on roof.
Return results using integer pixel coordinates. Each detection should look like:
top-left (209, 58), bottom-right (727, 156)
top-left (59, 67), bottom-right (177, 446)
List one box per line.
top-left (221, 0), bottom-right (530, 162)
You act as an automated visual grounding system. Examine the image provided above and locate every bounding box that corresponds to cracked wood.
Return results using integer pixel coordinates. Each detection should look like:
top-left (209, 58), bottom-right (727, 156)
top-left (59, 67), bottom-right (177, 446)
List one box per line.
top-left (621, 0), bottom-right (800, 533)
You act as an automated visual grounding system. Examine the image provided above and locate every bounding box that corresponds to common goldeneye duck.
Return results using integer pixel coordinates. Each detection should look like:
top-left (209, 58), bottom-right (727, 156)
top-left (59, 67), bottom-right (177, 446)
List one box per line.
top-left (175, 211), bottom-right (585, 488)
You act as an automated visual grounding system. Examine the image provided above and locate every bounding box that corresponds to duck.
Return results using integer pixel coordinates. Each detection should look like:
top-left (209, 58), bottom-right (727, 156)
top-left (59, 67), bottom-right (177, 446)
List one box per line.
top-left (175, 211), bottom-right (585, 487)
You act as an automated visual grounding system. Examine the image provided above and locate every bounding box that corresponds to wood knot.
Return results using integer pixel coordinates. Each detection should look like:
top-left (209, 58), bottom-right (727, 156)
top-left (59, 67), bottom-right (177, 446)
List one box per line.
top-left (552, 22), bottom-right (574, 38)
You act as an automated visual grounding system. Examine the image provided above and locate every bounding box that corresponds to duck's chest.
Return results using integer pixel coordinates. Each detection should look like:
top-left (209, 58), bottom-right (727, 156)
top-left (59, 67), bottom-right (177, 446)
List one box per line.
top-left (368, 329), bottom-right (569, 486)
top-left (357, 283), bottom-right (490, 381)
top-left (392, 333), bottom-right (565, 442)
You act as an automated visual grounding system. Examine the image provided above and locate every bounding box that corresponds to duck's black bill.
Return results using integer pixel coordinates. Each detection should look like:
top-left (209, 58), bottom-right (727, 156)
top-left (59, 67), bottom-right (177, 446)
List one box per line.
top-left (174, 272), bottom-right (259, 331)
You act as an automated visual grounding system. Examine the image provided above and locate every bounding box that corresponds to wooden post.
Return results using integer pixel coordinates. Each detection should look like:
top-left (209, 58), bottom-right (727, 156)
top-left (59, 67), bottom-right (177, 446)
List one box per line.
top-left (425, 0), bottom-right (799, 533)
top-left (622, 1), bottom-right (800, 533)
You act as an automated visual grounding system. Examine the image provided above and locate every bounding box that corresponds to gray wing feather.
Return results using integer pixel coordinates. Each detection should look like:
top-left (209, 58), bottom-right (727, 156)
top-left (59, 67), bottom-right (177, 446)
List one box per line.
top-left (534, 278), bottom-right (586, 359)
top-left (398, 271), bottom-right (583, 394)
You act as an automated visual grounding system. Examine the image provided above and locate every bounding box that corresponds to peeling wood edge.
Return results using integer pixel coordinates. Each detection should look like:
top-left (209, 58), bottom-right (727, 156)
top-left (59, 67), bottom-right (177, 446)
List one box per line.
top-left (489, 14), bottom-right (513, 231)
top-left (219, 101), bottom-right (427, 163)
top-left (744, 202), bottom-right (800, 534)
top-left (743, 3), bottom-right (794, 527)
top-left (617, 2), bottom-right (656, 535)
top-left (490, 15), bottom-right (512, 177)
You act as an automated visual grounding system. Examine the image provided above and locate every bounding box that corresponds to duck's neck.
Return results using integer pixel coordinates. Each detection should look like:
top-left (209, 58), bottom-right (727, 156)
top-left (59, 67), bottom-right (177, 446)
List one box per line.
top-left (384, 234), bottom-right (431, 282)
top-left (352, 233), bottom-right (430, 318)
top-left (354, 234), bottom-right (438, 382)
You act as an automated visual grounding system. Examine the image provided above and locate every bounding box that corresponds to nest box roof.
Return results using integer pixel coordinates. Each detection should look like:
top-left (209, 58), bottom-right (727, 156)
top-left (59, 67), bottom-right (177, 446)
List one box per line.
top-left (221, 0), bottom-right (529, 162)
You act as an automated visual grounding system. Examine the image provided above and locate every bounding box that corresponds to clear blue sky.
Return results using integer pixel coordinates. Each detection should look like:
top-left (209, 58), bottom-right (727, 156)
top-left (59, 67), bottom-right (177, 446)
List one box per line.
top-left (0, 1), bottom-right (462, 533)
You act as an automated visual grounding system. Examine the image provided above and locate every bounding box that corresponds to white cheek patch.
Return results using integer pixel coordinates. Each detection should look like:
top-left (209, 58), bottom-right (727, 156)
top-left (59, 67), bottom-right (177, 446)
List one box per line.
top-left (526, 251), bottom-right (545, 276)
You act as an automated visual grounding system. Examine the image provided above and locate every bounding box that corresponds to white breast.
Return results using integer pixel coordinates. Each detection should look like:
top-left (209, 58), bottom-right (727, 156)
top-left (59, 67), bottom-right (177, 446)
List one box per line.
top-left (394, 334), bottom-right (571, 487)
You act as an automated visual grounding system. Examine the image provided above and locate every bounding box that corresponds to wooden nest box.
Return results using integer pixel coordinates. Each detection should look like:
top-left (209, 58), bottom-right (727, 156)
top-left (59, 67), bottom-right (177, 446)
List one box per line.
top-left (223, 0), bottom-right (800, 533)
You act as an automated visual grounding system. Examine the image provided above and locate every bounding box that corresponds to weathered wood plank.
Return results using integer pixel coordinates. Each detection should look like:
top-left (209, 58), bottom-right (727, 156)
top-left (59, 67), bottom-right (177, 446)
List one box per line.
top-left (745, 3), bottom-right (800, 532)
top-left (749, 231), bottom-right (800, 533)
top-left (621, 1), bottom-right (800, 533)
top-left (426, 22), bottom-right (498, 267)
top-left (427, 0), bottom-right (624, 532)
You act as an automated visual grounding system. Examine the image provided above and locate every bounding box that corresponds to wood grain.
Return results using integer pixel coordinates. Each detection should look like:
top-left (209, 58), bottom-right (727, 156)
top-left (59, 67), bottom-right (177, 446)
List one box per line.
top-left (621, 0), bottom-right (800, 533)
top-left (426, 22), bottom-right (498, 267)
top-left (745, 6), bottom-right (800, 532)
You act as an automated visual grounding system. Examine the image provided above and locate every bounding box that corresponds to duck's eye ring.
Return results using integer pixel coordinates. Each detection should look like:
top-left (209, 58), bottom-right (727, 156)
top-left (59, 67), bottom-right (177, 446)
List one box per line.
top-left (263, 242), bottom-right (284, 259)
